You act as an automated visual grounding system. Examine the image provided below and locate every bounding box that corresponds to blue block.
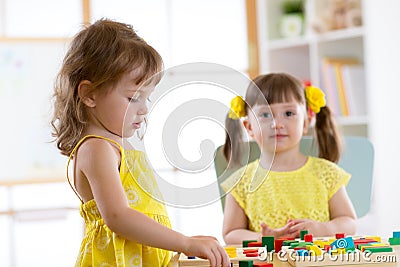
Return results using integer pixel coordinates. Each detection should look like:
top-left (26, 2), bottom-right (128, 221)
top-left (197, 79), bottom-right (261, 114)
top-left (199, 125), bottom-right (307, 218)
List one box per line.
top-left (330, 237), bottom-right (355, 250)
top-left (297, 250), bottom-right (309, 256)
top-left (393, 231), bottom-right (400, 238)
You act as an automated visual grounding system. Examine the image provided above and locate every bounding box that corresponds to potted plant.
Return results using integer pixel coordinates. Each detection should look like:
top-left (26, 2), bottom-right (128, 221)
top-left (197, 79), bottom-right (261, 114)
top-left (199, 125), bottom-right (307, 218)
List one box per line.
top-left (280, 0), bottom-right (305, 38)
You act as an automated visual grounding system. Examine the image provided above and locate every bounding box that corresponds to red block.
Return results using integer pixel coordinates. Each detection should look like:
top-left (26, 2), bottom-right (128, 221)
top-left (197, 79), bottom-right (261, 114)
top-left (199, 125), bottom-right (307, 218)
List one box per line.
top-left (248, 241), bottom-right (263, 247)
top-left (354, 239), bottom-right (377, 245)
top-left (335, 233), bottom-right (345, 239)
top-left (304, 234), bottom-right (313, 242)
top-left (243, 249), bottom-right (259, 254)
top-left (245, 252), bottom-right (259, 257)
top-left (254, 263), bottom-right (273, 267)
top-left (274, 237), bottom-right (295, 252)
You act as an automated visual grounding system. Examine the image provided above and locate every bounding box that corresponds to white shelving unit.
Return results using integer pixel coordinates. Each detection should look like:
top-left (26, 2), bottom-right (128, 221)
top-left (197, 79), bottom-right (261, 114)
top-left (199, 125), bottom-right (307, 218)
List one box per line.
top-left (256, 0), bottom-right (368, 137)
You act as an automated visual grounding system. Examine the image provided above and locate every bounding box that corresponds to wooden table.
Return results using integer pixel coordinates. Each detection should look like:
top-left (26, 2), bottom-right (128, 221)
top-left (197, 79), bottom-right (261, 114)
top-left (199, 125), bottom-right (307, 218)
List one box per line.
top-left (168, 245), bottom-right (400, 267)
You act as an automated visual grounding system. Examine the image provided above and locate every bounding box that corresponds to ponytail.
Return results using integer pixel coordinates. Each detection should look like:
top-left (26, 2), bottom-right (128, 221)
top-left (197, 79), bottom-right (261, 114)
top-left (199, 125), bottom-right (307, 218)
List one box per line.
top-left (314, 106), bottom-right (342, 163)
top-left (222, 114), bottom-right (245, 167)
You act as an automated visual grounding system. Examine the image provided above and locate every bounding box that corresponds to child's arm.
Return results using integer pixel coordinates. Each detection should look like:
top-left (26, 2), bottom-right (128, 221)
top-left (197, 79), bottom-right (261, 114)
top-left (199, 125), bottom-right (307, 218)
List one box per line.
top-left (222, 194), bottom-right (260, 244)
top-left (326, 186), bottom-right (357, 233)
top-left (289, 186), bottom-right (357, 236)
top-left (78, 139), bottom-right (230, 267)
top-left (223, 194), bottom-right (297, 243)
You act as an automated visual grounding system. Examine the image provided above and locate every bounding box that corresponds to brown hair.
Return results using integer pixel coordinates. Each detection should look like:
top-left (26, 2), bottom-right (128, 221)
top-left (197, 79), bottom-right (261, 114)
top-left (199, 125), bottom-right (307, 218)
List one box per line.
top-left (223, 72), bottom-right (341, 165)
top-left (51, 19), bottom-right (163, 156)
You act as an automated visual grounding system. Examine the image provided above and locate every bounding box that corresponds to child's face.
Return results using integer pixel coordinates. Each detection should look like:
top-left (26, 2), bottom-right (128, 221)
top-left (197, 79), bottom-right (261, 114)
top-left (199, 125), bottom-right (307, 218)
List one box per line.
top-left (245, 101), bottom-right (309, 154)
top-left (90, 70), bottom-right (154, 138)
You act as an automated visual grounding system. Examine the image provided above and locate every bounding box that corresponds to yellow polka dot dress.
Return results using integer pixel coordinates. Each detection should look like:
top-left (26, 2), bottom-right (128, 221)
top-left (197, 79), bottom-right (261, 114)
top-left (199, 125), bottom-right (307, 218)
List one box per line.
top-left (68, 135), bottom-right (172, 267)
top-left (221, 157), bottom-right (350, 231)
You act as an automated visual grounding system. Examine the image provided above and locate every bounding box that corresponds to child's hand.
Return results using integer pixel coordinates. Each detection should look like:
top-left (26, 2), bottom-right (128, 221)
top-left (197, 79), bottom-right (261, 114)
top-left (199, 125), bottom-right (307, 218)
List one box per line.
top-left (183, 235), bottom-right (230, 267)
top-left (288, 219), bottom-right (325, 237)
top-left (260, 221), bottom-right (297, 238)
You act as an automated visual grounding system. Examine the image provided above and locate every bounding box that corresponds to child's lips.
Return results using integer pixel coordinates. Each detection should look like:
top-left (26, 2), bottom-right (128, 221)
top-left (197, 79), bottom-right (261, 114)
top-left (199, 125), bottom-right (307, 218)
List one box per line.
top-left (133, 121), bottom-right (142, 128)
top-left (272, 134), bottom-right (288, 139)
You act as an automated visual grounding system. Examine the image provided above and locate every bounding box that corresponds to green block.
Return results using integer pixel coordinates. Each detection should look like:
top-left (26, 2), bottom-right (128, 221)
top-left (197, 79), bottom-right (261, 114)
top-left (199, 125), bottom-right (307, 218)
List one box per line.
top-left (239, 260), bottom-right (254, 267)
top-left (300, 230), bottom-right (309, 240)
top-left (389, 237), bottom-right (400, 245)
top-left (290, 242), bottom-right (314, 248)
top-left (243, 240), bottom-right (257, 248)
top-left (357, 243), bottom-right (373, 249)
top-left (358, 244), bottom-right (373, 250)
top-left (365, 247), bottom-right (393, 253)
top-left (283, 240), bottom-right (298, 246)
top-left (262, 236), bottom-right (274, 252)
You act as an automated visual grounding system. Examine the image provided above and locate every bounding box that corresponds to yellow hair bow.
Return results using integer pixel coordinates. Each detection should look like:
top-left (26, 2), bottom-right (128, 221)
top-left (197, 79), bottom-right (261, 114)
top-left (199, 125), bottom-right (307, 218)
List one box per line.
top-left (305, 86), bottom-right (326, 113)
top-left (228, 96), bottom-right (246, 119)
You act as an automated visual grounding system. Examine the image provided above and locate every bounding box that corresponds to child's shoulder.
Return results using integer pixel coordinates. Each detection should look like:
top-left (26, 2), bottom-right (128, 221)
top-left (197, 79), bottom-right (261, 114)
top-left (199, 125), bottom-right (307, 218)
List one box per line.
top-left (221, 160), bottom-right (260, 191)
top-left (308, 156), bottom-right (337, 167)
top-left (307, 156), bottom-right (347, 175)
top-left (75, 135), bottom-right (122, 159)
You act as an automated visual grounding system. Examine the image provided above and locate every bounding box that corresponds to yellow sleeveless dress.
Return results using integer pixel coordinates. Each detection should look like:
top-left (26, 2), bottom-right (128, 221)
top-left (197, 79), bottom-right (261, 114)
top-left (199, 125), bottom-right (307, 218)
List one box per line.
top-left (221, 157), bottom-right (351, 231)
top-left (67, 135), bottom-right (173, 267)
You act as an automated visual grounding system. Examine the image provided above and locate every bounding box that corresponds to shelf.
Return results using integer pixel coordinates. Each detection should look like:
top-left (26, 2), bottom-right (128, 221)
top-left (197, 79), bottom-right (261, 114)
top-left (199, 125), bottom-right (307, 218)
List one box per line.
top-left (267, 27), bottom-right (364, 50)
top-left (268, 36), bottom-right (309, 50)
top-left (258, 0), bottom-right (368, 137)
top-left (314, 27), bottom-right (364, 43)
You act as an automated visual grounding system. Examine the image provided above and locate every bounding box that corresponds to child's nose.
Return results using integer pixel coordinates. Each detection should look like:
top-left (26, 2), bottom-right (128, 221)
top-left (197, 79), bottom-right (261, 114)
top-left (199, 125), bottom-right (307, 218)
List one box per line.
top-left (271, 118), bottom-right (284, 129)
top-left (138, 102), bottom-right (148, 115)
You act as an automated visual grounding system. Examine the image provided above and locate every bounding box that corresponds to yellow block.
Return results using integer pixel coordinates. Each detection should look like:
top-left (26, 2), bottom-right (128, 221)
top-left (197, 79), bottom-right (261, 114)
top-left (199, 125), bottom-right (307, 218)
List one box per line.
top-left (224, 247), bottom-right (237, 258)
top-left (306, 245), bottom-right (323, 256)
top-left (366, 236), bottom-right (382, 242)
top-left (313, 240), bottom-right (331, 248)
top-left (331, 248), bottom-right (346, 255)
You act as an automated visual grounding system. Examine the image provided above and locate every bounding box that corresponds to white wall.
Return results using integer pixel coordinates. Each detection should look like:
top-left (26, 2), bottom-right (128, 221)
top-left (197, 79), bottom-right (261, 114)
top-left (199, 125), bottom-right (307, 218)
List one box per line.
top-left (363, 0), bottom-right (400, 236)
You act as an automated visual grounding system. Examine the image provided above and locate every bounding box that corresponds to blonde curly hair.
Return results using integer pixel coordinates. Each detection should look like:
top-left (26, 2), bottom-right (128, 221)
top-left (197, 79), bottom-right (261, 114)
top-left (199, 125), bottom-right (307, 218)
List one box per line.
top-left (51, 19), bottom-right (163, 156)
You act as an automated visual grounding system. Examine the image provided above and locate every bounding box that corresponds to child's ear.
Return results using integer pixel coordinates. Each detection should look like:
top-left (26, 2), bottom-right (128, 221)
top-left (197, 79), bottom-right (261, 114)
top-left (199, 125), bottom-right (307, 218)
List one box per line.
top-left (303, 108), bottom-right (314, 134)
top-left (243, 119), bottom-right (254, 138)
top-left (78, 80), bottom-right (96, 108)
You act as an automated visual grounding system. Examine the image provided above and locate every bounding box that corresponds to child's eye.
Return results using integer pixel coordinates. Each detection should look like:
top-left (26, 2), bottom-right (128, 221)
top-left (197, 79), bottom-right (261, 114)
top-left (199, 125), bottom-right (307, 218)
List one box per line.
top-left (285, 111), bottom-right (295, 116)
top-left (128, 97), bottom-right (139, 103)
top-left (259, 112), bottom-right (272, 118)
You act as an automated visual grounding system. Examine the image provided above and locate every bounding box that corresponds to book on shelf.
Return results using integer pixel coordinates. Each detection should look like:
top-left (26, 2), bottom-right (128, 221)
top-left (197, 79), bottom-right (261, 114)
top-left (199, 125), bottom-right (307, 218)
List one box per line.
top-left (321, 57), bottom-right (366, 117)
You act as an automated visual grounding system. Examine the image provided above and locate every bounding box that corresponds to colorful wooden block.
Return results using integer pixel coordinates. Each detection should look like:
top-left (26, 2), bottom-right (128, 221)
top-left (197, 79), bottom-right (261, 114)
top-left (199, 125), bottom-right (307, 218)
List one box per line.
top-left (389, 237), bottom-right (400, 245)
top-left (296, 249), bottom-right (309, 256)
top-left (366, 236), bottom-right (381, 242)
top-left (275, 237), bottom-right (294, 252)
top-left (313, 239), bottom-right (331, 248)
top-left (283, 240), bottom-right (298, 246)
top-left (300, 230), bottom-right (308, 240)
top-left (291, 242), bottom-right (313, 249)
top-left (243, 240), bottom-right (258, 248)
top-left (253, 262), bottom-right (273, 267)
top-left (330, 237), bottom-right (355, 250)
top-left (304, 234), bottom-right (313, 242)
top-left (364, 246), bottom-right (393, 253)
top-left (239, 260), bottom-right (254, 267)
top-left (306, 245), bottom-right (323, 256)
top-left (262, 236), bottom-right (274, 252)
top-left (248, 241), bottom-right (263, 247)
top-left (225, 246), bottom-right (237, 258)
top-left (335, 233), bottom-right (345, 239)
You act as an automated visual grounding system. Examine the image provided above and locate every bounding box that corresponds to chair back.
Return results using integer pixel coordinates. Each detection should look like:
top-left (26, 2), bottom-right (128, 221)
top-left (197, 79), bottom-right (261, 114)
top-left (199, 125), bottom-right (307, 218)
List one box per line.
top-left (214, 136), bottom-right (374, 217)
